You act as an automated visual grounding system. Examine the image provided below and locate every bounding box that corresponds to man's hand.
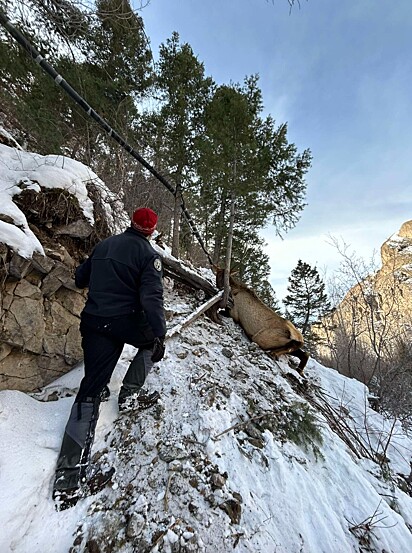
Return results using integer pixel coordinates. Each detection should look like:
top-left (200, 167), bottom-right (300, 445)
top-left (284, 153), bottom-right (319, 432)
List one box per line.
top-left (151, 336), bottom-right (166, 363)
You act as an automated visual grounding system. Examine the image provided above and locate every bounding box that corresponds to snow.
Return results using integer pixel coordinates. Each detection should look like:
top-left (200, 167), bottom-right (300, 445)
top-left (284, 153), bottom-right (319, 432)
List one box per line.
top-left (386, 233), bottom-right (412, 256)
top-left (388, 232), bottom-right (404, 245)
top-left (0, 125), bottom-right (22, 149)
top-left (153, 241), bottom-right (216, 288)
top-left (0, 139), bottom-right (129, 258)
top-left (1, 284), bottom-right (412, 553)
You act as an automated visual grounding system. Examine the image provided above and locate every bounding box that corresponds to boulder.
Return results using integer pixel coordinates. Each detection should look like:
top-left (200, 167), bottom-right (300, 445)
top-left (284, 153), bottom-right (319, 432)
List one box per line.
top-left (14, 280), bottom-right (42, 300)
top-left (8, 252), bottom-right (32, 280)
top-left (0, 348), bottom-right (71, 392)
top-left (31, 252), bottom-right (55, 274)
top-left (7, 296), bottom-right (45, 354)
top-left (55, 288), bottom-right (85, 318)
top-left (0, 350), bottom-right (44, 391)
top-left (48, 300), bottom-right (79, 335)
top-left (55, 219), bottom-right (93, 239)
top-left (41, 264), bottom-right (76, 297)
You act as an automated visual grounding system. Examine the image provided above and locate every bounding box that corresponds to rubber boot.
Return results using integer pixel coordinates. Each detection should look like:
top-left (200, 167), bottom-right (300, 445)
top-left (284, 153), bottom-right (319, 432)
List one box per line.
top-left (53, 397), bottom-right (100, 506)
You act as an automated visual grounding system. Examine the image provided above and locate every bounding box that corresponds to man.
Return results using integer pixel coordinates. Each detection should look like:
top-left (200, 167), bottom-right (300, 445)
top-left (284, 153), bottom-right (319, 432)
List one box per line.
top-left (52, 207), bottom-right (166, 509)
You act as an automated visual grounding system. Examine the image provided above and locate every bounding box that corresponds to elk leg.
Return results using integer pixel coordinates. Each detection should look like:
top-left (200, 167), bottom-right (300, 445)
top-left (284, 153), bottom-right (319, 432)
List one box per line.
top-left (266, 342), bottom-right (301, 357)
top-left (289, 349), bottom-right (309, 374)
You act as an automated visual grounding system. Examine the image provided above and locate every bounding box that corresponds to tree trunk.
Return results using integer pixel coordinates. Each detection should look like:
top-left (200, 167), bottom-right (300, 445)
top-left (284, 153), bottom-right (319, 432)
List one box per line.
top-left (171, 181), bottom-right (181, 258)
top-left (222, 190), bottom-right (236, 308)
top-left (212, 189), bottom-right (227, 265)
top-left (155, 245), bottom-right (218, 296)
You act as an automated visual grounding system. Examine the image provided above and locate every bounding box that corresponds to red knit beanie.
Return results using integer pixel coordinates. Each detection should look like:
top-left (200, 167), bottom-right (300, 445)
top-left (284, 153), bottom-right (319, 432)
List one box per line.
top-left (131, 207), bottom-right (158, 235)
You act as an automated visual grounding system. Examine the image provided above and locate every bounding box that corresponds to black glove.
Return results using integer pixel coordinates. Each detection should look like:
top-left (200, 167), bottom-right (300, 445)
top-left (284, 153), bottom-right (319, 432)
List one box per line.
top-left (151, 335), bottom-right (166, 363)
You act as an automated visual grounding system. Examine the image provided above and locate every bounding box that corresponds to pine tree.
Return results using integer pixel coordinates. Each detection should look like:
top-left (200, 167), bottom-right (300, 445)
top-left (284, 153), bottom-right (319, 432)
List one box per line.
top-left (196, 75), bottom-right (311, 268)
top-left (150, 32), bottom-right (214, 258)
top-left (230, 232), bottom-right (280, 309)
top-left (283, 260), bottom-right (330, 350)
top-left (196, 79), bottom-right (265, 264)
top-left (0, 0), bottom-right (153, 186)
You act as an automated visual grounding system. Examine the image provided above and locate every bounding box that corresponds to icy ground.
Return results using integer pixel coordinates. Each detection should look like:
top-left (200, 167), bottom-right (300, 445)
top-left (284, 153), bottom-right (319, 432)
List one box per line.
top-left (1, 282), bottom-right (412, 553)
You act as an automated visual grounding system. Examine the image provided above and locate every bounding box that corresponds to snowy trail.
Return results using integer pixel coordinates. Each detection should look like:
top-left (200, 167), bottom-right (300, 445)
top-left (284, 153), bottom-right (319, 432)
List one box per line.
top-left (0, 391), bottom-right (76, 552)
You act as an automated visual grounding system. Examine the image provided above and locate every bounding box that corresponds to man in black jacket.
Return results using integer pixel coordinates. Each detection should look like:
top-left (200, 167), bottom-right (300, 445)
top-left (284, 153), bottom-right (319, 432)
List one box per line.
top-left (52, 207), bottom-right (166, 508)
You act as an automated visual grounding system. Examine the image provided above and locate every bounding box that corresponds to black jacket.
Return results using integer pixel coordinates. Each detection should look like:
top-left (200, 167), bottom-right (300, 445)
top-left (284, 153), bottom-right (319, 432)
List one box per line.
top-left (75, 227), bottom-right (166, 337)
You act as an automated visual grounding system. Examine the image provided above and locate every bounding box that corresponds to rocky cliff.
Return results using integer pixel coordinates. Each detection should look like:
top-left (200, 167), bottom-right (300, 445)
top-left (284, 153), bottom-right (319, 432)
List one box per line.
top-left (0, 133), bottom-right (127, 391)
top-left (314, 220), bottom-right (412, 385)
top-left (381, 220), bottom-right (412, 281)
top-left (1, 244), bottom-right (85, 391)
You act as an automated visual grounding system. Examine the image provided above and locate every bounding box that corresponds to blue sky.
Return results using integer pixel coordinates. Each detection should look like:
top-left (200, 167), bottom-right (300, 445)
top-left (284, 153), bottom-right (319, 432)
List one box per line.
top-left (140, 0), bottom-right (412, 300)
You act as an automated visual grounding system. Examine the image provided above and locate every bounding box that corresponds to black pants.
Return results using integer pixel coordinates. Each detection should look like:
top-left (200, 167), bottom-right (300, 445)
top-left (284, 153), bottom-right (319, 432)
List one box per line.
top-left (54, 311), bottom-right (156, 492)
top-left (76, 311), bottom-right (155, 402)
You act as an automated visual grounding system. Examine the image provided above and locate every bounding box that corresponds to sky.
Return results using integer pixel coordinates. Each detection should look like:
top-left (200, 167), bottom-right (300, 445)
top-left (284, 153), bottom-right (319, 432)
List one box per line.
top-left (140, 0), bottom-right (412, 300)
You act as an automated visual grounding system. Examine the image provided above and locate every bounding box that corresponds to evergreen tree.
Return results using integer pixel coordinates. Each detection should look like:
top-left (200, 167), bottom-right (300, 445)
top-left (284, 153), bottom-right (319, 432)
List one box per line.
top-left (257, 117), bottom-right (311, 235)
top-left (0, 0), bottom-right (153, 194)
top-left (150, 32), bottom-right (214, 257)
top-left (77, 0), bottom-right (153, 192)
top-left (196, 79), bottom-right (264, 264)
top-left (196, 75), bottom-right (311, 268)
top-left (283, 260), bottom-right (330, 350)
top-left (0, 0), bottom-right (82, 148)
top-left (230, 232), bottom-right (279, 309)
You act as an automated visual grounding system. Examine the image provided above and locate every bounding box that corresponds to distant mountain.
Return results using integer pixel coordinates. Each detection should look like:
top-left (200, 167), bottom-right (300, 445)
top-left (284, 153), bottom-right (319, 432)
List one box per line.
top-left (314, 221), bottom-right (412, 418)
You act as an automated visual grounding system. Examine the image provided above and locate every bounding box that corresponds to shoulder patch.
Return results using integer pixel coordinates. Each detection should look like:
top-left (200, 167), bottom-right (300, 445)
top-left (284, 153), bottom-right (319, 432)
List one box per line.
top-left (154, 258), bottom-right (162, 272)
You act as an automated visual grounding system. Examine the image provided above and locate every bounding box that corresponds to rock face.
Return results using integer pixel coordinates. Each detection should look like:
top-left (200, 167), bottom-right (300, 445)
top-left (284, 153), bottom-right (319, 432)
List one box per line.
top-left (0, 247), bottom-right (85, 391)
top-left (0, 136), bottom-right (130, 392)
top-left (0, 185), bottom-right (112, 392)
top-left (380, 220), bottom-right (412, 278)
top-left (314, 220), bottom-right (412, 379)
top-left (0, 180), bottom-right (114, 392)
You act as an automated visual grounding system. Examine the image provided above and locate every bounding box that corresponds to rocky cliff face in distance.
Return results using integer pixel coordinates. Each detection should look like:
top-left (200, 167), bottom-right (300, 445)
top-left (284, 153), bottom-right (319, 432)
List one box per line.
top-left (314, 220), bottom-right (412, 387)
top-left (380, 220), bottom-right (412, 281)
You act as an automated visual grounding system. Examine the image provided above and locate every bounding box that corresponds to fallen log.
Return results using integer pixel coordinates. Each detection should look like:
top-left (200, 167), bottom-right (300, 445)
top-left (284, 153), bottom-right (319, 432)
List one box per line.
top-left (154, 245), bottom-right (218, 297)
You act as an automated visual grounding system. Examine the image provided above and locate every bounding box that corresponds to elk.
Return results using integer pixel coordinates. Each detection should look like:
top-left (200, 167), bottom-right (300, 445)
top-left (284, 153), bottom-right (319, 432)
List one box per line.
top-left (216, 269), bottom-right (309, 373)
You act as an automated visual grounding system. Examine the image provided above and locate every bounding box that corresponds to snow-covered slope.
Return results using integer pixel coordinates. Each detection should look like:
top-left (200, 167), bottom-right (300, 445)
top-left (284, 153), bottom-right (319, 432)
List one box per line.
top-left (1, 283), bottom-right (412, 553)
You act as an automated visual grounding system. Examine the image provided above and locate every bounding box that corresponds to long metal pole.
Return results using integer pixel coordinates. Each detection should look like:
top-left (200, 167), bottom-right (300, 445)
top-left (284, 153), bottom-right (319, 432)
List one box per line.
top-left (0, 10), bottom-right (214, 265)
